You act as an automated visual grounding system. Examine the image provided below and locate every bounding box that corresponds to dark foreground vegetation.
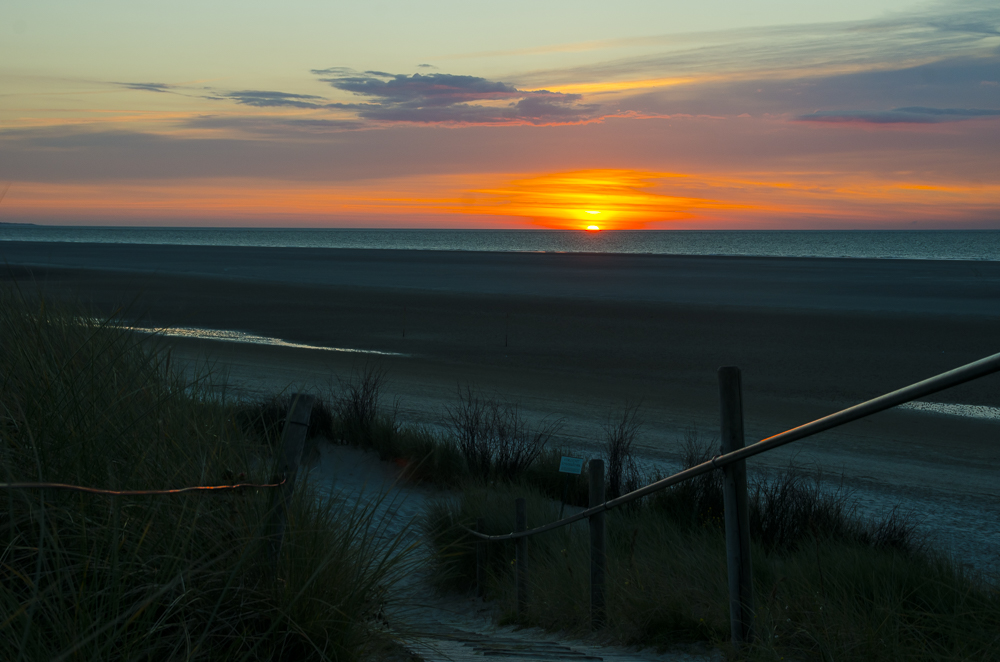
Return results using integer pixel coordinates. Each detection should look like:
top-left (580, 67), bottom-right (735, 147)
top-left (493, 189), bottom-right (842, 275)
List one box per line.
top-left (428, 477), bottom-right (1000, 661)
top-left (244, 351), bottom-right (1000, 660)
top-left (422, 442), bottom-right (1000, 661)
top-left (0, 289), bottom-right (414, 661)
top-left (6, 286), bottom-right (999, 661)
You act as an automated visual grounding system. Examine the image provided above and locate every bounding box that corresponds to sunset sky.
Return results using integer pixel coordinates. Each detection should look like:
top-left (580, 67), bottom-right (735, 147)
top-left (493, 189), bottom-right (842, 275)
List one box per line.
top-left (1, 0), bottom-right (998, 229)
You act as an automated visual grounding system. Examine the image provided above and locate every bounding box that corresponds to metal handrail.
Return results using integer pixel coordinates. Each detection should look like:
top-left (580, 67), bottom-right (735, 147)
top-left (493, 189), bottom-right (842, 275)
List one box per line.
top-left (465, 350), bottom-right (1000, 542)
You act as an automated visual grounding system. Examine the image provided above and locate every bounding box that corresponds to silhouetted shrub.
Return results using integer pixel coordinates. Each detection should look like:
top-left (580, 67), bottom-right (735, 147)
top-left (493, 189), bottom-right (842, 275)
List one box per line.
top-left (649, 432), bottom-right (920, 554)
top-left (648, 431), bottom-right (724, 527)
top-left (603, 402), bottom-right (643, 500)
top-left (446, 387), bottom-right (561, 481)
top-left (333, 364), bottom-right (395, 445)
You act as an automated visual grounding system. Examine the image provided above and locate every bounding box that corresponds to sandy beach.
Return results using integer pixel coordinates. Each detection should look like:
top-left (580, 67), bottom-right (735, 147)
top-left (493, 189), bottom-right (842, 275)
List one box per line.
top-left (3, 240), bottom-right (999, 567)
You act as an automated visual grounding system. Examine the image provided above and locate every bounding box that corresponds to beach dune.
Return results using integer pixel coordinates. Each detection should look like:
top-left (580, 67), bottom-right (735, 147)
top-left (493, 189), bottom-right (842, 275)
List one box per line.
top-left (3, 240), bottom-right (999, 566)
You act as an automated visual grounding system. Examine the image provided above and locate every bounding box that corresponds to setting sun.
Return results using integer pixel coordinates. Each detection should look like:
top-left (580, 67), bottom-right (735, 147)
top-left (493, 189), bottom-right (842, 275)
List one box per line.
top-left (586, 225), bottom-right (601, 231)
top-left (468, 170), bottom-right (708, 229)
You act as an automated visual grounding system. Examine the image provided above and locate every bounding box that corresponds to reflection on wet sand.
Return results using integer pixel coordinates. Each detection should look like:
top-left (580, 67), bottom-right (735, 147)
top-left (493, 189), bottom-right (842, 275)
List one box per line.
top-left (899, 401), bottom-right (1000, 421)
top-left (126, 324), bottom-right (407, 357)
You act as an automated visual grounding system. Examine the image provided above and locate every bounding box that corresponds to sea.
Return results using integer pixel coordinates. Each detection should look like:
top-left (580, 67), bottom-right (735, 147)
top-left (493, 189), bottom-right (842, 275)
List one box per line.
top-left (1, 225), bottom-right (999, 261)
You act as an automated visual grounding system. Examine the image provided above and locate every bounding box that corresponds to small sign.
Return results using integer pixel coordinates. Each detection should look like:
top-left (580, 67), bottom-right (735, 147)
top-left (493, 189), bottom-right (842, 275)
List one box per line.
top-left (558, 456), bottom-right (586, 474)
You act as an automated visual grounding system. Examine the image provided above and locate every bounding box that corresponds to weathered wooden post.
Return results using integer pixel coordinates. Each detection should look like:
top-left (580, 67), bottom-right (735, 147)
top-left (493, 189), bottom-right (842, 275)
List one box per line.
top-left (515, 498), bottom-right (528, 618)
top-left (719, 367), bottom-right (755, 646)
top-left (476, 517), bottom-right (486, 598)
top-left (269, 393), bottom-right (315, 567)
top-left (589, 458), bottom-right (606, 629)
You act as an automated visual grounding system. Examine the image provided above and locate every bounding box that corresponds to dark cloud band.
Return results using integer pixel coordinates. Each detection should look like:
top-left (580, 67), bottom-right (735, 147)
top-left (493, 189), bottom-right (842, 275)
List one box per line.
top-left (796, 106), bottom-right (1000, 124)
top-left (313, 69), bottom-right (597, 125)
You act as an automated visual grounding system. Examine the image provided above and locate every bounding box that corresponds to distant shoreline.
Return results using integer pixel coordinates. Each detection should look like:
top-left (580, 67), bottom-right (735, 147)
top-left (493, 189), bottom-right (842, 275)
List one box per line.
top-left (2, 240), bottom-right (999, 318)
top-left (2, 226), bottom-right (998, 261)
top-left (2, 224), bottom-right (997, 231)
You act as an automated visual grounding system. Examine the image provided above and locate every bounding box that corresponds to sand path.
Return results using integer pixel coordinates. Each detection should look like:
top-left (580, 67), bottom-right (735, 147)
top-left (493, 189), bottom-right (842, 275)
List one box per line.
top-left (306, 442), bottom-right (715, 662)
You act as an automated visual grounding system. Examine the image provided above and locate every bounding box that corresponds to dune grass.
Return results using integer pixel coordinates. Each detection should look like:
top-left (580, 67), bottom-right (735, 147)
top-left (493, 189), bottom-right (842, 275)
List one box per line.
top-left (0, 288), bottom-right (416, 661)
top-left (214, 350), bottom-right (1000, 659)
top-left (426, 469), bottom-right (1000, 660)
top-left (237, 374), bottom-right (581, 498)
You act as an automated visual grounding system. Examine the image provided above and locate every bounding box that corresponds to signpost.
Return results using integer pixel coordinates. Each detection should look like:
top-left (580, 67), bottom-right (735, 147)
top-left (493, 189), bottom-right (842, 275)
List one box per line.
top-left (557, 456), bottom-right (585, 519)
top-left (558, 456), bottom-right (585, 474)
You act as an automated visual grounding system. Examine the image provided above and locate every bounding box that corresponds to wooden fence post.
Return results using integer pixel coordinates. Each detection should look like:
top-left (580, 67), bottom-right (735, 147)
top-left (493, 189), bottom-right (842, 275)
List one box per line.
top-left (269, 393), bottom-right (315, 567)
top-left (476, 517), bottom-right (486, 598)
top-left (515, 498), bottom-right (528, 618)
top-left (719, 367), bottom-right (755, 646)
top-left (589, 458), bottom-right (606, 629)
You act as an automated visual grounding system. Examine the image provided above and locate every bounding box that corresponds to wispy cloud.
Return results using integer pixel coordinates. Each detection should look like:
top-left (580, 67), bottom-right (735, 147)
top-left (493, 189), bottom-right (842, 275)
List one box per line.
top-left (222, 90), bottom-right (329, 109)
top-left (102, 3), bottom-right (998, 129)
top-left (796, 106), bottom-right (1000, 124)
top-left (113, 81), bottom-right (333, 110)
top-left (184, 115), bottom-right (364, 134)
top-left (115, 82), bottom-right (176, 93)
top-left (510, 2), bottom-right (1000, 91)
top-left (313, 69), bottom-right (598, 125)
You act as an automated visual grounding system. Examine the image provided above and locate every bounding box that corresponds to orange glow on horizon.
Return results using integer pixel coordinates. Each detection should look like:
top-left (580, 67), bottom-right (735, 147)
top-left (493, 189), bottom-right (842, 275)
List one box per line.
top-left (4, 169), bottom-right (999, 229)
top-left (464, 170), bottom-right (743, 228)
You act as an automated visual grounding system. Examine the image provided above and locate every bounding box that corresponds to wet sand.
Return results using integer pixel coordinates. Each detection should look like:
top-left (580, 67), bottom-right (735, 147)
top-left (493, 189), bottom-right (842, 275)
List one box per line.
top-left (3, 241), bottom-right (999, 567)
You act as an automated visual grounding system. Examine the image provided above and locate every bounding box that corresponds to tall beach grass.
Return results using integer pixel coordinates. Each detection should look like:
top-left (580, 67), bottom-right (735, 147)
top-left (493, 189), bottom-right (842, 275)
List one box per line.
top-left (0, 287), bottom-right (415, 661)
top-left (426, 458), bottom-right (1000, 660)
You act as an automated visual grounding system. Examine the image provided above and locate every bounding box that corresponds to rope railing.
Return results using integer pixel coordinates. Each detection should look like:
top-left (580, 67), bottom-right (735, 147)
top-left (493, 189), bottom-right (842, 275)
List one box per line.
top-left (463, 349), bottom-right (1000, 541)
top-left (0, 476), bottom-right (287, 496)
top-left (466, 350), bottom-right (1000, 644)
top-left (2, 393), bottom-right (315, 572)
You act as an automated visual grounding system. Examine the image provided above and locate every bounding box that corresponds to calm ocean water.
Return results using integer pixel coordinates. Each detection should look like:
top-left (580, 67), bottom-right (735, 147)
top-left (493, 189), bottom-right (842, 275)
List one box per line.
top-left (1, 225), bottom-right (998, 261)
